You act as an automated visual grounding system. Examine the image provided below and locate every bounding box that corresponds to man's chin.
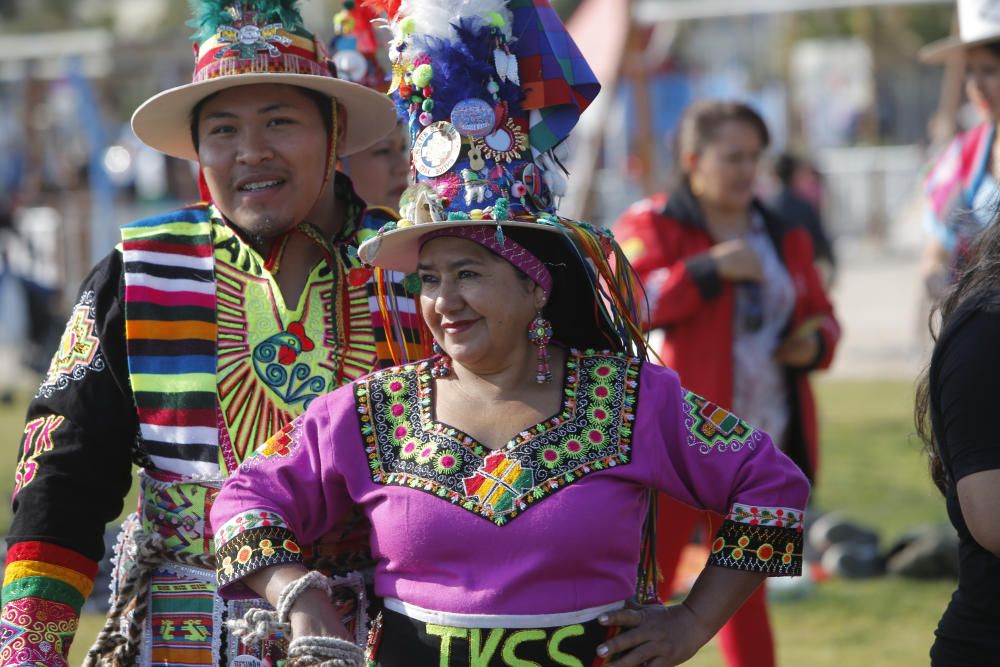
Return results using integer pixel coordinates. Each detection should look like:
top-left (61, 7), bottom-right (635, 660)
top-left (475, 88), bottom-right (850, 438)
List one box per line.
top-left (228, 214), bottom-right (296, 241)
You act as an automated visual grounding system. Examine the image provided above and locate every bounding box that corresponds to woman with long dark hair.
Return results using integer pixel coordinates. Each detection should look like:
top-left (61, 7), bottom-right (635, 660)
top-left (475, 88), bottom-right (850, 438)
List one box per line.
top-left (916, 217), bottom-right (1000, 666)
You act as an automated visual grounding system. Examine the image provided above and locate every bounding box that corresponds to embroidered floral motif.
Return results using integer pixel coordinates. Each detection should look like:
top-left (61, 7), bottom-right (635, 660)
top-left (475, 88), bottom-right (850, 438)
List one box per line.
top-left (216, 526), bottom-right (303, 589)
top-left (356, 350), bottom-right (641, 526)
top-left (214, 510), bottom-right (291, 551)
top-left (682, 392), bottom-right (764, 455)
top-left (708, 520), bottom-right (803, 576)
top-left (726, 503), bottom-right (803, 530)
top-left (36, 290), bottom-right (105, 399)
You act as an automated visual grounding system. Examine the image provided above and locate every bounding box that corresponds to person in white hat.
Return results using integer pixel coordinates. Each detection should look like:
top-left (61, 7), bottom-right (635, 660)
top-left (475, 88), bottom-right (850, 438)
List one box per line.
top-left (921, 0), bottom-right (1000, 300)
top-left (0, 2), bottom-right (427, 666)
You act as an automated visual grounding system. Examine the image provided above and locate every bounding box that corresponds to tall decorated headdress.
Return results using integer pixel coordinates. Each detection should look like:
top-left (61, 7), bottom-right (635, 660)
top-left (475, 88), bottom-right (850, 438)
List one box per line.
top-left (131, 0), bottom-right (396, 160)
top-left (357, 0), bottom-right (651, 361)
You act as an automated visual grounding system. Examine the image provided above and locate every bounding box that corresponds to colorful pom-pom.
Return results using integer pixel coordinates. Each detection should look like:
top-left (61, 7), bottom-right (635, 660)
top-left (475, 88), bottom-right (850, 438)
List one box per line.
top-left (412, 63), bottom-right (434, 88)
top-left (448, 212), bottom-right (466, 220)
top-left (487, 80), bottom-right (500, 94)
top-left (419, 111), bottom-right (434, 125)
top-left (492, 197), bottom-right (510, 221)
top-left (484, 11), bottom-right (505, 28)
top-left (422, 86), bottom-right (433, 98)
top-left (511, 182), bottom-right (528, 198)
top-left (422, 99), bottom-right (434, 111)
top-left (469, 209), bottom-right (484, 220)
top-left (399, 17), bottom-right (416, 36)
top-left (399, 83), bottom-right (413, 98)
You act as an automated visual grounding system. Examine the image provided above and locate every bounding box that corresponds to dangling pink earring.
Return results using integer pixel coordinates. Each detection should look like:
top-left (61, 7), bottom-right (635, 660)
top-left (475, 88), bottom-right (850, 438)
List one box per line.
top-left (527, 313), bottom-right (553, 384)
top-left (431, 340), bottom-right (451, 378)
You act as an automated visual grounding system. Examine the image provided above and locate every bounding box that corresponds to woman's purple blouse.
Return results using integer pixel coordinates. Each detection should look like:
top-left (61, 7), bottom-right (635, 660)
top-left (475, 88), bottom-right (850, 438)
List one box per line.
top-left (211, 351), bottom-right (810, 615)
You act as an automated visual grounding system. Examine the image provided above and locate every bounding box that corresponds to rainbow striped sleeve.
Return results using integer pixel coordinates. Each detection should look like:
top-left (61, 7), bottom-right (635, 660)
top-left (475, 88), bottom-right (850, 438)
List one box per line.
top-left (0, 541), bottom-right (99, 666)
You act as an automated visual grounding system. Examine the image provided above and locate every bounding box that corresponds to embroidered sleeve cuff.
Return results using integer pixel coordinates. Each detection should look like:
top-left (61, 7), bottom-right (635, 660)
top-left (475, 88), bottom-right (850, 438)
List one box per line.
top-left (0, 596), bottom-right (77, 667)
top-left (706, 504), bottom-right (805, 576)
top-left (0, 542), bottom-right (95, 667)
top-left (216, 526), bottom-right (304, 597)
top-left (683, 253), bottom-right (723, 301)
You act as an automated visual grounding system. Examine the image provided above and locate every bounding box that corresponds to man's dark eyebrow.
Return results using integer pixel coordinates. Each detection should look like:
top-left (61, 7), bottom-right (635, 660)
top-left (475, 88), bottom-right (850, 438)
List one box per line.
top-left (202, 110), bottom-right (237, 121)
top-left (416, 257), bottom-right (484, 272)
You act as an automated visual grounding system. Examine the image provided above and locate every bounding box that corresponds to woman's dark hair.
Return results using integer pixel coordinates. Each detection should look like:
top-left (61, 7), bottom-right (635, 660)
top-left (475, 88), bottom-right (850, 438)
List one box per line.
top-left (915, 220), bottom-right (1000, 493)
top-left (500, 226), bottom-right (624, 353)
top-left (675, 99), bottom-right (771, 176)
top-left (189, 86), bottom-right (333, 153)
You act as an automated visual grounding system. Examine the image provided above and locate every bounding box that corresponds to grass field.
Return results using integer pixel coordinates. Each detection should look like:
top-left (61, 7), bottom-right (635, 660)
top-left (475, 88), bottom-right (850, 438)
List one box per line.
top-left (0, 377), bottom-right (953, 666)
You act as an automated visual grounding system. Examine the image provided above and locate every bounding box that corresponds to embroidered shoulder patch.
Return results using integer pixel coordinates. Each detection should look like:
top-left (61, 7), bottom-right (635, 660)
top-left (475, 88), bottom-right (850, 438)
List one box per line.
top-left (682, 391), bottom-right (763, 455)
top-left (356, 351), bottom-right (641, 526)
top-left (239, 417), bottom-right (304, 471)
top-left (37, 291), bottom-right (105, 399)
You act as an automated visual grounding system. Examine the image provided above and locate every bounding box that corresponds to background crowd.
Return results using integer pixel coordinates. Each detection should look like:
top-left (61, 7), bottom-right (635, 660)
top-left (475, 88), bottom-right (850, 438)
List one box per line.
top-left (0, 0), bottom-right (990, 665)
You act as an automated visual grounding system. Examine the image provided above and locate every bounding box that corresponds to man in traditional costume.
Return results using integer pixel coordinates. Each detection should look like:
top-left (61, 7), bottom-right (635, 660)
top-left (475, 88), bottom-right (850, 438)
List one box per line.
top-left (0, 2), bottom-right (424, 665)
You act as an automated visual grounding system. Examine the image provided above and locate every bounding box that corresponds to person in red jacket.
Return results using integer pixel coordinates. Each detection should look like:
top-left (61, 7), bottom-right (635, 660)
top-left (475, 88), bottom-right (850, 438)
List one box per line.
top-left (615, 99), bottom-right (839, 667)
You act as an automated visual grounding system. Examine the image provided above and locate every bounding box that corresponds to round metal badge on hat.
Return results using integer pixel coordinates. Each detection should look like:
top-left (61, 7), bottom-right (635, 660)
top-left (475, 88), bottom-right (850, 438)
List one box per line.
top-left (412, 121), bottom-right (463, 177)
top-left (450, 99), bottom-right (496, 138)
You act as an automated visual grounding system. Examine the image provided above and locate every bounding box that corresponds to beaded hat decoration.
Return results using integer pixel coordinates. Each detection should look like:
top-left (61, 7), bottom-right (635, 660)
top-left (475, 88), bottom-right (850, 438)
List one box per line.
top-left (357, 0), bottom-right (651, 360)
top-left (131, 0), bottom-right (396, 160)
top-left (359, 0), bottom-right (600, 226)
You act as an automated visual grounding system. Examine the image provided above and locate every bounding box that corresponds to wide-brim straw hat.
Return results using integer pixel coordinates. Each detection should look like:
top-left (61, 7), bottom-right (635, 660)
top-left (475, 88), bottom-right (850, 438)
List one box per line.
top-left (131, 2), bottom-right (396, 160)
top-left (920, 0), bottom-right (1000, 63)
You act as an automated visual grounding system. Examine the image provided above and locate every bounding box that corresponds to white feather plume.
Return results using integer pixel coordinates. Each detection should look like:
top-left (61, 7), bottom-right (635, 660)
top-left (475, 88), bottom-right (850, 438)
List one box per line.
top-left (393, 0), bottom-right (513, 45)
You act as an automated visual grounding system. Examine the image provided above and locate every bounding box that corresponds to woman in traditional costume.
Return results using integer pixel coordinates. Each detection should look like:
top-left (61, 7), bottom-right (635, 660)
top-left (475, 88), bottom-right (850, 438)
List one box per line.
top-left (210, 3), bottom-right (811, 666)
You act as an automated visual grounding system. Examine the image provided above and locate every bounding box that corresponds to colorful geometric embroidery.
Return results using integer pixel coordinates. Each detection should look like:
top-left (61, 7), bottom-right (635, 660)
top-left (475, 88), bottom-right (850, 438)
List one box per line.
top-left (146, 567), bottom-right (223, 667)
top-left (356, 350), bottom-right (641, 526)
top-left (216, 526), bottom-right (303, 590)
top-left (682, 392), bottom-right (764, 455)
top-left (12, 415), bottom-right (64, 499)
top-left (0, 596), bottom-right (78, 667)
top-left (138, 472), bottom-right (220, 559)
top-left (726, 503), bottom-right (804, 530)
top-left (37, 290), bottom-right (106, 399)
top-left (238, 417), bottom-right (306, 474)
top-left (707, 520), bottom-right (803, 577)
